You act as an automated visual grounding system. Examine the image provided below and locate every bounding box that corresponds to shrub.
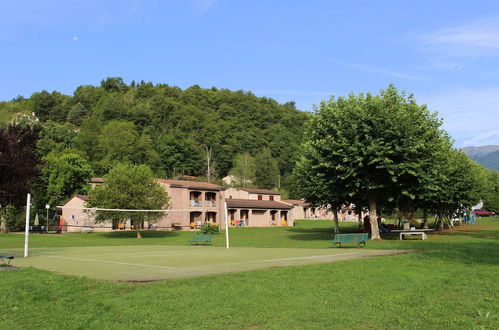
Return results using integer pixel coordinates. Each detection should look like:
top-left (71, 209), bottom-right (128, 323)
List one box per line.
top-left (199, 222), bottom-right (220, 235)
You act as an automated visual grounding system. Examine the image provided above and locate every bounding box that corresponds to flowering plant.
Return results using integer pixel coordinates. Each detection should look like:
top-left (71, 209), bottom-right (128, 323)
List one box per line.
top-left (199, 222), bottom-right (220, 234)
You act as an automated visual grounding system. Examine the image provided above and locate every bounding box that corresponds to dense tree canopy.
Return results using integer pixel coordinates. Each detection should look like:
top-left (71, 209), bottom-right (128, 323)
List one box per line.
top-left (294, 85), bottom-right (489, 238)
top-left (229, 153), bottom-right (256, 187)
top-left (255, 148), bottom-right (280, 190)
top-left (0, 78), bottom-right (308, 183)
top-left (0, 114), bottom-right (40, 231)
top-left (35, 153), bottom-right (93, 208)
top-left (87, 164), bottom-right (169, 238)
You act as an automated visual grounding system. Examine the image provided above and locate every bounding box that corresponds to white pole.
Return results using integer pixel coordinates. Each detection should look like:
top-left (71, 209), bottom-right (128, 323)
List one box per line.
top-left (24, 193), bottom-right (31, 258)
top-left (224, 201), bottom-right (230, 249)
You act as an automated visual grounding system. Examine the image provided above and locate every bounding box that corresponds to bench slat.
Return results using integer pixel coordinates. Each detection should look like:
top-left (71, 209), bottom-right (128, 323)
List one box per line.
top-left (331, 233), bottom-right (368, 247)
top-left (189, 234), bottom-right (213, 245)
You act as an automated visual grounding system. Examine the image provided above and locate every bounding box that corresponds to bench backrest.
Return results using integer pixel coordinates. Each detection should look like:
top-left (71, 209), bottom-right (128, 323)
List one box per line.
top-left (333, 233), bottom-right (368, 242)
top-left (193, 233), bottom-right (212, 240)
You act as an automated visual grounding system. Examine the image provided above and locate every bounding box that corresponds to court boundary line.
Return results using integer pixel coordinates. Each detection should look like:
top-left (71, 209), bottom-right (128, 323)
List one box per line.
top-left (44, 252), bottom-right (365, 271)
top-left (47, 255), bottom-right (176, 270)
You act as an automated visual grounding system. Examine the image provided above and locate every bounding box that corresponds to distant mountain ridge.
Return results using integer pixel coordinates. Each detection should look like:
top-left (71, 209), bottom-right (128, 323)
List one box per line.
top-left (461, 145), bottom-right (499, 171)
top-left (461, 145), bottom-right (499, 159)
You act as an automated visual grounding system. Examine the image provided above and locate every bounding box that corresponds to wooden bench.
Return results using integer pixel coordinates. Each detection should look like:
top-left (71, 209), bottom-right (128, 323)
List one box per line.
top-left (189, 233), bottom-right (213, 245)
top-left (331, 233), bottom-right (368, 248)
top-left (0, 256), bottom-right (14, 265)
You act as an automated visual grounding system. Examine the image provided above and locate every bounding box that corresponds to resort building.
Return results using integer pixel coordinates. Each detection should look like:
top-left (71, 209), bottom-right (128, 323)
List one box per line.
top-left (61, 179), bottom-right (339, 232)
top-left (155, 179), bottom-right (225, 230)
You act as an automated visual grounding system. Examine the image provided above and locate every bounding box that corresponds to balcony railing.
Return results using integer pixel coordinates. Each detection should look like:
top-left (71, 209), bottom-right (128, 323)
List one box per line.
top-left (190, 200), bottom-right (202, 207)
top-left (205, 200), bottom-right (216, 207)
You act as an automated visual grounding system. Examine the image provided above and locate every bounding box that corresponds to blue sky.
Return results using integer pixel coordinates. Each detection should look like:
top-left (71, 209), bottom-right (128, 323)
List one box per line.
top-left (1, 0), bottom-right (499, 147)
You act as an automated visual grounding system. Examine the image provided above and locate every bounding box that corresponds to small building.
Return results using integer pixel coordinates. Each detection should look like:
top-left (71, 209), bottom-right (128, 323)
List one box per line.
top-left (61, 194), bottom-right (113, 232)
top-left (225, 187), bottom-right (281, 201)
top-left (281, 199), bottom-right (310, 220)
top-left (224, 187), bottom-right (293, 226)
top-left (226, 198), bottom-right (293, 227)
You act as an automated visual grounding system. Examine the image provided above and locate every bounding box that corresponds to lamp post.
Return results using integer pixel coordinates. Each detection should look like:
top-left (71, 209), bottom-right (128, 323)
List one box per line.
top-left (45, 204), bottom-right (50, 233)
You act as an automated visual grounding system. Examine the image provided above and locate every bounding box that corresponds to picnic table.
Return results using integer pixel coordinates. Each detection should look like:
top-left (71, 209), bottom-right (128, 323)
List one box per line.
top-left (391, 229), bottom-right (434, 240)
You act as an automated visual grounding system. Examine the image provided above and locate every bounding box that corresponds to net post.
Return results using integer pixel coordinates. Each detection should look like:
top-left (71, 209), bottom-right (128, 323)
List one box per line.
top-left (224, 201), bottom-right (230, 249)
top-left (24, 193), bottom-right (31, 258)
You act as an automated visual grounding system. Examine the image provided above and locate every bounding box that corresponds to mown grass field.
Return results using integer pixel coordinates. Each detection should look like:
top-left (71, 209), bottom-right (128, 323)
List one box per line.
top-left (1, 218), bottom-right (499, 329)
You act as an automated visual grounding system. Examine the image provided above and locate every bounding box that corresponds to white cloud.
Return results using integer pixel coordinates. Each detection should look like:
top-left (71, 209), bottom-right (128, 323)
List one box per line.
top-left (462, 129), bottom-right (499, 147)
top-left (329, 58), bottom-right (423, 80)
top-left (419, 87), bottom-right (499, 147)
top-left (423, 18), bottom-right (499, 55)
top-left (420, 18), bottom-right (499, 70)
top-left (72, 35), bottom-right (79, 41)
top-left (191, 0), bottom-right (219, 15)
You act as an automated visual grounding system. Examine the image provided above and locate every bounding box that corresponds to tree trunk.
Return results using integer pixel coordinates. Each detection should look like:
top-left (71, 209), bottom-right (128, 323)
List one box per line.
top-left (333, 211), bottom-right (340, 233)
top-left (447, 213), bottom-right (454, 229)
top-left (358, 212), bottom-right (363, 231)
top-left (422, 209), bottom-right (429, 229)
top-left (437, 212), bottom-right (444, 231)
top-left (369, 198), bottom-right (381, 239)
top-left (136, 228), bottom-right (142, 239)
top-left (0, 206), bottom-right (8, 234)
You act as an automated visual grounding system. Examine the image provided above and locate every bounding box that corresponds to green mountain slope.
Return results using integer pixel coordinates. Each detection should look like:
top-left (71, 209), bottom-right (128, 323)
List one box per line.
top-left (462, 145), bottom-right (499, 159)
top-left (477, 150), bottom-right (499, 171)
top-left (0, 78), bottom-right (309, 179)
top-left (462, 145), bottom-right (499, 171)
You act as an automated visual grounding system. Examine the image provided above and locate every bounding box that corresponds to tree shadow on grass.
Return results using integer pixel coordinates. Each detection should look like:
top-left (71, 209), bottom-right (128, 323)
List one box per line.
top-left (286, 226), bottom-right (364, 242)
top-left (102, 231), bottom-right (180, 239)
top-left (287, 225), bottom-right (499, 266)
top-left (286, 227), bottom-right (334, 241)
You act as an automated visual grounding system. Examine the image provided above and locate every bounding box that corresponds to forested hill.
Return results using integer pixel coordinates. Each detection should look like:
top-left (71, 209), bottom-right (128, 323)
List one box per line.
top-left (0, 78), bottom-right (309, 179)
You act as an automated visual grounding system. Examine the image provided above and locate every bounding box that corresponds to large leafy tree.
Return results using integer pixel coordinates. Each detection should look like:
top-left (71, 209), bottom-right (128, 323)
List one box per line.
top-left (36, 153), bottom-right (93, 208)
top-left (255, 148), bottom-right (279, 190)
top-left (229, 152), bottom-right (256, 186)
top-left (95, 120), bottom-right (138, 173)
top-left (296, 85), bottom-right (449, 239)
top-left (36, 121), bottom-right (77, 156)
top-left (0, 114), bottom-right (40, 231)
top-left (30, 90), bottom-right (71, 122)
top-left (430, 150), bottom-right (487, 229)
top-left (483, 170), bottom-right (499, 213)
top-left (88, 164), bottom-right (169, 238)
top-left (294, 152), bottom-right (348, 233)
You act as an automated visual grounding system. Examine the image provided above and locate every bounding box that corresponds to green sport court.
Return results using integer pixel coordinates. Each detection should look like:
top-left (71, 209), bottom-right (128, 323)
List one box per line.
top-left (2, 245), bottom-right (407, 281)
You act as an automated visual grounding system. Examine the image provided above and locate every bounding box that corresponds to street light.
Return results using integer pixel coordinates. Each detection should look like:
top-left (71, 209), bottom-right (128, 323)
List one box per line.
top-left (45, 204), bottom-right (50, 233)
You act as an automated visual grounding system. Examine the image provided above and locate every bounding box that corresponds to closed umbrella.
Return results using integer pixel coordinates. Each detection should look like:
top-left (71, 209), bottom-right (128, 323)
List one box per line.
top-left (34, 213), bottom-right (39, 226)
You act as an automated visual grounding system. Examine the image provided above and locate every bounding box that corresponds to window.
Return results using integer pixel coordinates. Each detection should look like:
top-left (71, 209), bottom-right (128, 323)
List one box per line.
top-left (258, 195), bottom-right (262, 200)
top-left (269, 196), bottom-right (274, 201)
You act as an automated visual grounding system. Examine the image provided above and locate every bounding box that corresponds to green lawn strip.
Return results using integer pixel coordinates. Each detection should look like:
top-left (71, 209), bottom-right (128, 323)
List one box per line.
top-left (3, 218), bottom-right (496, 250)
top-left (3, 245), bottom-right (406, 281)
top-left (1, 251), bottom-right (497, 329)
top-left (0, 217), bottom-right (498, 328)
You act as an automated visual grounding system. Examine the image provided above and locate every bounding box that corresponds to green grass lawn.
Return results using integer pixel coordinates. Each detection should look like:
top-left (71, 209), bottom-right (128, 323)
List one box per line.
top-left (1, 218), bottom-right (498, 329)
